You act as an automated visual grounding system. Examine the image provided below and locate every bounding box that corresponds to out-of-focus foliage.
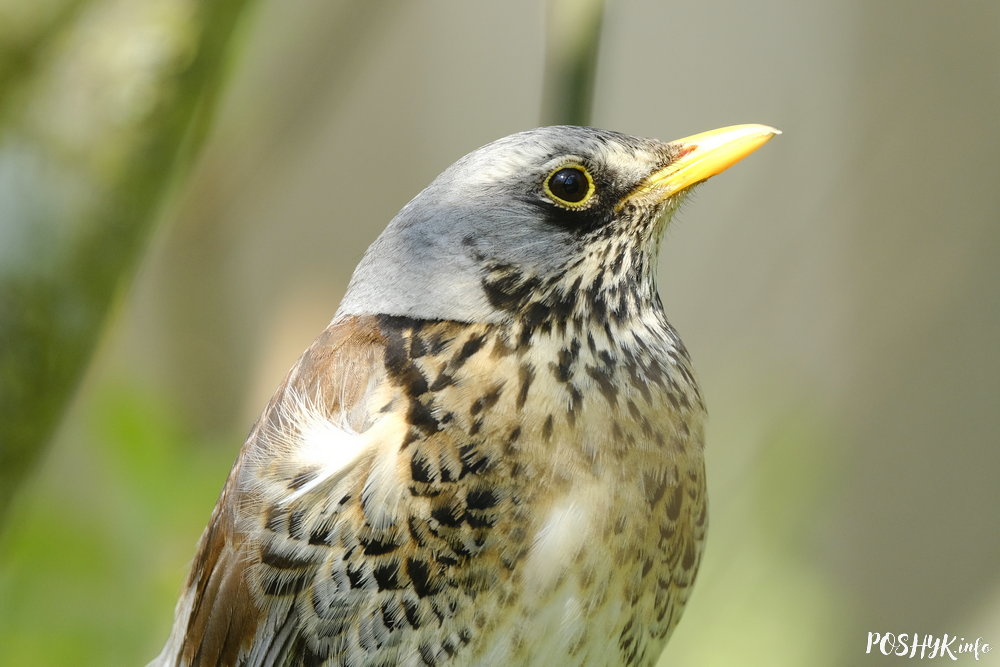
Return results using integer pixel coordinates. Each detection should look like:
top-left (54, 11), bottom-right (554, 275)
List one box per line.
top-left (0, 384), bottom-right (232, 664)
top-left (0, 0), bottom-right (257, 516)
top-left (542, 0), bottom-right (604, 126)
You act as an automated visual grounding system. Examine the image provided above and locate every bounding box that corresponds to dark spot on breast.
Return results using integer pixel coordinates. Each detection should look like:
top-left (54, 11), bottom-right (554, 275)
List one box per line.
top-left (542, 415), bottom-right (554, 442)
top-left (423, 328), bottom-right (452, 356)
top-left (429, 370), bottom-right (456, 391)
top-left (466, 488), bottom-right (499, 510)
top-left (361, 532), bottom-right (402, 556)
top-left (373, 560), bottom-right (403, 590)
top-left (590, 268), bottom-right (606, 293)
top-left (567, 384), bottom-right (583, 418)
top-left (309, 526), bottom-right (333, 546)
top-left (381, 597), bottom-right (405, 631)
top-left (482, 267), bottom-right (542, 313)
top-left (346, 562), bottom-right (367, 589)
top-left (682, 539), bottom-right (697, 570)
top-left (406, 558), bottom-right (438, 598)
top-left (431, 502), bottom-right (464, 527)
top-left (445, 535), bottom-right (474, 559)
top-left (466, 513), bottom-right (496, 529)
top-left (381, 323), bottom-right (409, 369)
top-left (523, 301), bottom-right (549, 332)
top-left (624, 360), bottom-right (652, 403)
top-left (659, 521), bottom-right (676, 543)
top-left (419, 641), bottom-right (438, 666)
top-left (459, 443), bottom-right (492, 476)
top-left (610, 249), bottom-right (626, 275)
top-left (382, 329), bottom-right (429, 397)
top-left (552, 339), bottom-right (580, 383)
top-left (435, 552), bottom-right (459, 566)
top-left (407, 399), bottom-right (440, 437)
top-left (410, 450), bottom-right (437, 483)
top-left (516, 364), bottom-right (534, 409)
top-left (609, 421), bottom-right (623, 443)
top-left (553, 317), bottom-right (568, 338)
top-left (407, 516), bottom-right (430, 547)
top-left (611, 295), bottom-right (630, 323)
top-left (644, 471), bottom-right (668, 507)
top-left (586, 364), bottom-right (618, 404)
top-left (621, 617), bottom-right (634, 640)
top-left (409, 333), bottom-right (428, 358)
top-left (452, 335), bottom-right (485, 367)
top-left (591, 292), bottom-right (608, 320)
top-left (439, 455), bottom-right (459, 483)
top-left (432, 595), bottom-right (459, 622)
top-left (666, 390), bottom-right (680, 410)
top-left (665, 483), bottom-right (684, 521)
top-left (620, 631), bottom-right (634, 655)
top-left (551, 287), bottom-right (576, 321)
top-left (490, 332), bottom-right (515, 358)
top-left (470, 384), bottom-right (502, 415)
top-left (402, 595), bottom-right (422, 628)
top-left (517, 323), bottom-right (534, 349)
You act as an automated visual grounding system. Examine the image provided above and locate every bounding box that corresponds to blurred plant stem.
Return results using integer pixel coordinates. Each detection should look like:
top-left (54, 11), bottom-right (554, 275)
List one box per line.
top-left (542, 0), bottom-right (605, 126)
top-left (0, 0), bottom-right (258, 519)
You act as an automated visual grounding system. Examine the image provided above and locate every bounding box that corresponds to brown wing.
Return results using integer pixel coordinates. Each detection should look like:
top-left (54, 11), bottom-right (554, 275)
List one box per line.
top-left (153, 315), bottom-right (393, 666)
top-left (153, 315), bottom-right (518, 666)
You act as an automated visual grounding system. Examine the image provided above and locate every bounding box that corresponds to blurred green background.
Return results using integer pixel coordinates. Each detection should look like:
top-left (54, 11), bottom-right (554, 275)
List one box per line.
top-left (1, 1), bottom-right (998, 665)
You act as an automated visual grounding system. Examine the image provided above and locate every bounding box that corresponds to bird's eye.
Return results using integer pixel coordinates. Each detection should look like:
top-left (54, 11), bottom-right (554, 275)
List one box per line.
top-left (544, 165), bottom-right (595, 208)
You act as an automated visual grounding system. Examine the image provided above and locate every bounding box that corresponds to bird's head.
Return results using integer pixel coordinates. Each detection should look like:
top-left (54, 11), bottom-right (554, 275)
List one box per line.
top-left (336, 124), bottom-right (778, 325)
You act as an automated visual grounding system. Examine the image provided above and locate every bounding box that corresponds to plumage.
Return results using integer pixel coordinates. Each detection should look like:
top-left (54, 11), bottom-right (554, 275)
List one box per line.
top-left (152, 124), bottom-right (777, 666)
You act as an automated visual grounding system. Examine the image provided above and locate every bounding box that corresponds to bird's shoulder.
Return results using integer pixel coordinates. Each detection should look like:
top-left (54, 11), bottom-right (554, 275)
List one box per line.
top-left (156, 314), bottom-right (524, 666)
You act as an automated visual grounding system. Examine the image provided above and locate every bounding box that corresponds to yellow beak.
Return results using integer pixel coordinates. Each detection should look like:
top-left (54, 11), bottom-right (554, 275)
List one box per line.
top-left (619, 124), bottom-right (780, 209)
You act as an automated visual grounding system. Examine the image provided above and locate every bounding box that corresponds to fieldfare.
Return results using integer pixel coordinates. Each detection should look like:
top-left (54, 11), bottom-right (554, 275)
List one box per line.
top-left (153, 123), bottom-right (778, 666)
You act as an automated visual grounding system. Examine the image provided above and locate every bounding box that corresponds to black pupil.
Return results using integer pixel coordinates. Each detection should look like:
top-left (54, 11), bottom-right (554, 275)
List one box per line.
top-left (549, 168), bottom-right (588, 203)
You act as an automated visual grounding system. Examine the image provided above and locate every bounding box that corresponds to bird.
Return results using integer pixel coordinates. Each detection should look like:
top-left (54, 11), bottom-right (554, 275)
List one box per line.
top-left (152, 123), bottom-right (779, 667)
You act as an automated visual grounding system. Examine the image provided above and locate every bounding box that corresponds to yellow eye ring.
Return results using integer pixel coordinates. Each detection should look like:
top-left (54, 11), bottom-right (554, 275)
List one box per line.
top-left (544, 165), bottom-right (596, 208)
